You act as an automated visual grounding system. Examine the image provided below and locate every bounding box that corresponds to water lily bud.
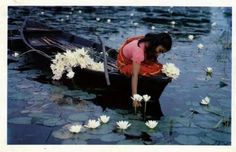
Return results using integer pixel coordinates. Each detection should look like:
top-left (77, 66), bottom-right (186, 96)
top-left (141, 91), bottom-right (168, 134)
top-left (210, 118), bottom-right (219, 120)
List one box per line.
top-left (211, 22), bottom-right (217, 27)
top-left (143, 94), bottom-right (151, 102)
top-left (151, 26), bottom-right (156, 30)
top-left (133, 22), bottom-right (139, 26)
top-left (188, 35), bottom-right (194, 40)
top-left (200, 96), bottom-right (210, 105)
top-left (130, 13), bottom-right (134, 17)
top-left (13, 52), bottom-right (19, 57)
top-left (96, 17), bottom-right (100, 22)
top-left (107, 19), bottom-right (111, 23)
top-left (78, 10), bottom-right (82, 14)
top-left (197, 43), bottom-right (204, 49)
top-left (171, 21), bottom-right (176, 25)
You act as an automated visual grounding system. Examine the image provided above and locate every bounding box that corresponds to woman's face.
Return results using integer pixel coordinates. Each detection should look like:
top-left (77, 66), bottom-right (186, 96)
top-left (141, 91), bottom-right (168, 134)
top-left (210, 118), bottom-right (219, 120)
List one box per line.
top-left (155, 45), bottom-right (166, 56)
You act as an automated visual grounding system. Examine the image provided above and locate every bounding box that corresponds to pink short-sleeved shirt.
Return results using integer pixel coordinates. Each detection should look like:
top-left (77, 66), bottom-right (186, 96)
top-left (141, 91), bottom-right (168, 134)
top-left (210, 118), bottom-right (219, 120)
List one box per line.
top-left (122, 39), bottom-right (145, 64)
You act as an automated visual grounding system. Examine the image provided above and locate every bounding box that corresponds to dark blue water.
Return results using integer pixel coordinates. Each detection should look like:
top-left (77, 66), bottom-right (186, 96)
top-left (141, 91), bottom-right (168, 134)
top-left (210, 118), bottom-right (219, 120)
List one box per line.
top-left (8, 6), bottom-right (231, 145)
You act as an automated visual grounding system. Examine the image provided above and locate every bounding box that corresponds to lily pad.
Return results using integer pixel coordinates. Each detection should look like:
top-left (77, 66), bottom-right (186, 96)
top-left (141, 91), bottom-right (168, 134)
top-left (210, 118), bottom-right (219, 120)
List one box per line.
top-left (52, 128), bottom-right (73, 139)
top-left (43, 118), bottom-right (67, 127)
top-left (124, 128), bottom-right (142, 137)
top-left (174, 135), bottom-right (201, 145)
top-left (149, 132), bottom-right (164, 139)
top-left (117, 139), bottom-right (144, 145)
top-left (89, 124), bottom-right (114, 135)
top-left (100, 133), bottom-right (125, 142)
top-left (62, 139), bottom-right (87, 144)
top-left (173, 127), bottom-right (202, 135)
top-left (8, 117), bottom-right (32, 125)
top-left (200, 136), bottom-right (216, 145)
top-left (68, 113), bottom-right (90, 122)
top-left (206, 130), bottom-right (231, 142)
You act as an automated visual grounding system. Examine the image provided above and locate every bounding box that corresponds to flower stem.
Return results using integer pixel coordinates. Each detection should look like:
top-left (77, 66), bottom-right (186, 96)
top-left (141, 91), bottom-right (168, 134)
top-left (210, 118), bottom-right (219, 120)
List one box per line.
top-left (144, 102), bottom-right (147, 120)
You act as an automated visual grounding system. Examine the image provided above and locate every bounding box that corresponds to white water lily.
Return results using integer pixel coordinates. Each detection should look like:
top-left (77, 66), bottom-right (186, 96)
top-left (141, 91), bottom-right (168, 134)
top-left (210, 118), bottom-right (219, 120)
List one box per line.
top-left (131, 94), bottom-right (143, 102)
top-left (211, 22), bottom-right (217, 27)
top-left (200, 96), bottom-right (210, 105)
top-left (130, 13), bottom-right (134, 17)
top-left (69, 124), bottom-right (82, 133)
top-left (161, 63), bottom-right (180, 79)
top-left (145, 120), bottom-right (158, 129)
top-left (98, 115), bottom-right (110, 124)
top-left (116, 121), bottom-right (131, 130)
top-left (40, 11), bottom-right (45, 15)
top-left (133, 22), bottom-right (139, 26)
top-left (197, 43), bottom-right (204, 49)
top-left (143, 95), bottom-right (151, 102)
top-left (188, 35), bottom-right (194, 40)
top-left (206, 67), bottom-right (213, 73)
top-left (13, 52), bottom-right (19, 57)
top-left (84, 119), bottom-right (101, 129)
top-left (51, 47), bottom-right (104, 80)
top-left (151, 26), bottom-right (156, 30)
top-left (107, 19), bottom-right (111, 23)
top-left (78, 10), bottom-right (82, 14)
top-left (66, 70), bottom-right (75, 79)
top-left (96, 17), bottom-right (100, 22)
top-left (171, 21), bottom-right (176, 25)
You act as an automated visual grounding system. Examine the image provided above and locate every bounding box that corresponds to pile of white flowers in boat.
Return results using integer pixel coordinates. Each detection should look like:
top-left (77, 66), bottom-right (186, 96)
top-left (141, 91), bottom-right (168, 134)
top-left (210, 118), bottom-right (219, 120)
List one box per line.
top-left (50, 47), bottom-right (104, 80)
top-left (161, 63), bottom-right (180, 79)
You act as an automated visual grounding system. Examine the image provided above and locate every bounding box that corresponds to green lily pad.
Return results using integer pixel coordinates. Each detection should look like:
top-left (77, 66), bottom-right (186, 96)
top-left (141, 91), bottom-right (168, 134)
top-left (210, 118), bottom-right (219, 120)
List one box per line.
top-left (117, 139), bottom-right (144, 145)
top-left (89, 124), bottom-right (114, 135)
top-left (80, 93), bottom-right (96, 100)
top-left (68, 113), bottom-right (90, 122)
top-left (8, 117), bottom-right (32, 125)
top-left (200, 136), bottom-right (216, 145)
top-left (100, 133), bottom-right (126, 142)
top-left (78, 133), bottom-right (101, 140)
top-left (206, 130), bottom-right (231, 142)
top-left (194, 121), bottom-right (217, 129)
top-left (173, 127), bottom-right (202, 135)
top-left (149, 132), bottom-right (164, 139)
top-left (52, 128), bottom-right (73, 139)
top-left (174, 135), bottom-right (201, 145)
top-left (124, 128), bottom-right (142, 137)
top-left (62, 139), bottom-right (87, 144)
top-left (43, 118), bottom-right (67, 127)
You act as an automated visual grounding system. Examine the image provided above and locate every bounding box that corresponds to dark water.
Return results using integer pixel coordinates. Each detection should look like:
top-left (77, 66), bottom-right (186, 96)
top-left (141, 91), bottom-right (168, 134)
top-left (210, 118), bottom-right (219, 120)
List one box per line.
top-left (8, 6), bottom-right (231, 145)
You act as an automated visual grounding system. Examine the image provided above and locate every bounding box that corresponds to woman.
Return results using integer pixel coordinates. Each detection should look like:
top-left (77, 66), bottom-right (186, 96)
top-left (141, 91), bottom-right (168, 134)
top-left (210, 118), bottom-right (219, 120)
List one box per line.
top-left (117, 32), bottom-right (172, 110)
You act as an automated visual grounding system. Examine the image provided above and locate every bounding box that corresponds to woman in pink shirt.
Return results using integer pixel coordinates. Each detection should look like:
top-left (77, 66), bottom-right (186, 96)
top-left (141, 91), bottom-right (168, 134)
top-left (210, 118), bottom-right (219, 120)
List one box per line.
top-left (117, 33), bottom-right (172, 109)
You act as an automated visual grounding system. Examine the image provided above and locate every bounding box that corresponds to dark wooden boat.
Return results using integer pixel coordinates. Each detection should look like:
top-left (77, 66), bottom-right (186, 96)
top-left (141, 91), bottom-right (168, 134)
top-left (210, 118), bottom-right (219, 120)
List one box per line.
top-left (19, 19), bottom-right (171, 117)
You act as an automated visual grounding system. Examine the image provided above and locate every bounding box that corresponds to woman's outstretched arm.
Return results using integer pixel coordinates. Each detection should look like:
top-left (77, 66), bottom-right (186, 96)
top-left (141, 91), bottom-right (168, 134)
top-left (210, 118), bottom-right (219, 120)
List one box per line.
top-left (131, 61), bottom-right (142, 108)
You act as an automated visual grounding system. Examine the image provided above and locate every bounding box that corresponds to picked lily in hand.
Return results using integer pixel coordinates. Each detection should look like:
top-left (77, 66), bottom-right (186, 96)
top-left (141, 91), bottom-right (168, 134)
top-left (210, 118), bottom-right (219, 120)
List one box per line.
top-left (200, 96), bottom-right (210, 105)
top-left (98, 115), bottom-right (110, 124)
top-left (84, 119), bottom-right (101, 129)
top-left (116, 121), bottom-right (131, 131)
top-left (145, 120), bottom-right (158, 129)
top-left (131, 94), bottom-right (143, 114)
top-left (69, 124), bottom-right (82, 134)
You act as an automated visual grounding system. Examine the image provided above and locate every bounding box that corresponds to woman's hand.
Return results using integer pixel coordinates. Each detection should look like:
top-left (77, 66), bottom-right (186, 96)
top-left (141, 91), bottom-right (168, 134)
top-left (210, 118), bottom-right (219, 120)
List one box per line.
top-left (132, 100), bottom-right (142, 108)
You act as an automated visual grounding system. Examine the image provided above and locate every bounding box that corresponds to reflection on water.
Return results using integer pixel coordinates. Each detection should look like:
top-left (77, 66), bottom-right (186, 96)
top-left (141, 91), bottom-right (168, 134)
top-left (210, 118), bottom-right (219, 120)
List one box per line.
top-left (8, 6), bottom-right (231, 145)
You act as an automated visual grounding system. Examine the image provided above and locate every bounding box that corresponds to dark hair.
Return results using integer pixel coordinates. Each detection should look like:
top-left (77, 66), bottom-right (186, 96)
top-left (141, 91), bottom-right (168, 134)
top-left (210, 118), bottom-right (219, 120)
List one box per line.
top-left (138, 32), bottom-right (172, 61)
